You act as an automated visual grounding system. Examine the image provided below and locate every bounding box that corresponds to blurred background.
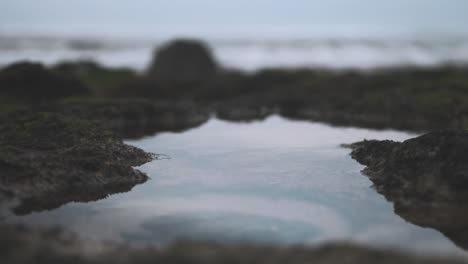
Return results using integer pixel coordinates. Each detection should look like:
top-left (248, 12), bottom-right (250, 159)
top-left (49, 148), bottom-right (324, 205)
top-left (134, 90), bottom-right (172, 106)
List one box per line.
top-left (2, 0), bottom-right (468, 71)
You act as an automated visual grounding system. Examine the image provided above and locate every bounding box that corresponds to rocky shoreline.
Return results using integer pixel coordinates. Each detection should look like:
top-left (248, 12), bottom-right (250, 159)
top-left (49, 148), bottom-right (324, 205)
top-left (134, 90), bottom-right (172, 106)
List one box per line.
top-left (347, 130), bottom-right (468, 203)
top-left (346, 130), bottom-right (468, 251)
top-left (0, 113), bottom-right (156, 214)
top-left (2, 40), bottom-right (468, 135)
top-left (55, 62), bottom-right (468, 132)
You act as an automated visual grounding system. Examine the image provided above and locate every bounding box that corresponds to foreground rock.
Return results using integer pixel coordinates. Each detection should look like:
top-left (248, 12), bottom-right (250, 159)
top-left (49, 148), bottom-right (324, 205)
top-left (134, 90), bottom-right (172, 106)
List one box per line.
top-left (346, 130), bottom-right (468, 250)
top-left (0, 113), bottom-right (155, 214)
top-left (1, 224), bottom-right (465, 264)
top-left (348, 130), bottom-right (468, 202)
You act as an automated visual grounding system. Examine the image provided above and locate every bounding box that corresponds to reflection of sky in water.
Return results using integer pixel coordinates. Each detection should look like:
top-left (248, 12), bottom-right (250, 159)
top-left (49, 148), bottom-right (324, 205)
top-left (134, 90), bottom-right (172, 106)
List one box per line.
top-left (8, 116), bottom-right (468, 257)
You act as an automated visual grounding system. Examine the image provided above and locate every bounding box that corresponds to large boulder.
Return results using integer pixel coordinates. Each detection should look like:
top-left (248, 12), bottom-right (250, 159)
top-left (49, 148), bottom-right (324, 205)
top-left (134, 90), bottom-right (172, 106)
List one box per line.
top-left (0, 62), bottom-right (90, 102)
top-left (147, 39), bottom-right (218, 81)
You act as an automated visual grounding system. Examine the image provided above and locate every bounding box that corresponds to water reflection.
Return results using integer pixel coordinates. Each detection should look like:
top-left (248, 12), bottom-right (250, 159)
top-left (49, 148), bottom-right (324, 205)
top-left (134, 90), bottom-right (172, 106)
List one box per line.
top-left (394, 202), bottom-right (468, 251)
top-left (6, 116), bottom-right (468, 258)
top-left (11, 180), bottom-right (148, 215)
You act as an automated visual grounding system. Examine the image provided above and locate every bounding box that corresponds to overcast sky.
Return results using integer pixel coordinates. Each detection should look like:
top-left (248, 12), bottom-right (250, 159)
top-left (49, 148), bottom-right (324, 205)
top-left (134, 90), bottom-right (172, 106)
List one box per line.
top-left (1, 0), bottom-right (467, 38)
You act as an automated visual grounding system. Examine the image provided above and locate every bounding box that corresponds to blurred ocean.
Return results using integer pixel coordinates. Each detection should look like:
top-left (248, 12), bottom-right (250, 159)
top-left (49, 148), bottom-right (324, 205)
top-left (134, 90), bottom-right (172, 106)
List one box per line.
top-left (1, 0), bottom-right (468, 71)
top-left (2, 35), bottom-right (468, 72)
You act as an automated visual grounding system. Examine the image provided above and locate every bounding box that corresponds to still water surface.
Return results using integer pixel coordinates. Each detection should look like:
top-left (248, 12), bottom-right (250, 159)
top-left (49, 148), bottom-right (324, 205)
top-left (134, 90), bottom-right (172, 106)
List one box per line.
top-left (8, 116), bottom-right (468, 257)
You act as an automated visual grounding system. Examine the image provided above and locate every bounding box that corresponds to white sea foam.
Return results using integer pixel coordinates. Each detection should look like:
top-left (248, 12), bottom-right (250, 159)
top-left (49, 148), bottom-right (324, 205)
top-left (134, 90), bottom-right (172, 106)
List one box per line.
top-left (1, 35), bottom-right (468, 72)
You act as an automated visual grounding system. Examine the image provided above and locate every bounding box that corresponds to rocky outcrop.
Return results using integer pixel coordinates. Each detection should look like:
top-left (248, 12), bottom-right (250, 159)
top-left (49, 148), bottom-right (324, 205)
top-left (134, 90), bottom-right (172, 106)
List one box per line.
top-left (55, 99), bottom-right (210, 139)
top-left (348, 130), bottom-right (468, 202)
top-left (148, 39), bottom-right (218, 81)
top-left (346, 130), bottom-right (468, 250)
top-left (3, 57), bottom-right (468, 133)
top-left (52, 60), bottom-right (137, 96)
top-left (0, 62), bottom-right (90, 102)
top-left (0, 113), bottom-right (155, 214)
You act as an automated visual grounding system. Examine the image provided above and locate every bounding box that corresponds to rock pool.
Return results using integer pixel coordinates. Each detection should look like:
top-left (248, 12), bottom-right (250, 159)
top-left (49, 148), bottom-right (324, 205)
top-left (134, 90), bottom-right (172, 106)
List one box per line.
top-left (6, 116), bottom-right (467, 258)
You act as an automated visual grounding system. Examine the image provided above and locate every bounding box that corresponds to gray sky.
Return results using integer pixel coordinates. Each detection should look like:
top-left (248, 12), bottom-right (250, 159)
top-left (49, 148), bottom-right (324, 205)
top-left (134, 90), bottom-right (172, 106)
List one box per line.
top-left (1, 0), bottom-right (467, 38)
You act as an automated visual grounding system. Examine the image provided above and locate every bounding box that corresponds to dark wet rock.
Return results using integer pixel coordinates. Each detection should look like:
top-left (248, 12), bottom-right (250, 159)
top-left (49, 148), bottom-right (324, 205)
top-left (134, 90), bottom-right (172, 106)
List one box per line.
top-left (3, 54), bottom-right (468, 133)
top-left (0, 113), bottom-right (155, 214)
top-left (0, 98), bottom-right (210, 140)
top-left (215, 104), bottom-right (273, 122)
top-left (111, 70), bottom-right (247, 102)
top-left (55, 98), bottom-right (210, 139)
top-left (1, 224), bottom-right (466, 264)
top-left (0, 61), bottom-right (90, 102)
top-left (148, 39), bottom-right (218, 81)
top-left (52, 61), bottom-right (137, 96)
top-left (348, 130), bottom-right (468, 202)
top-left (278, 106), bottom-right (429, 132)
top-left (347, 130), bottom-right (468, 250)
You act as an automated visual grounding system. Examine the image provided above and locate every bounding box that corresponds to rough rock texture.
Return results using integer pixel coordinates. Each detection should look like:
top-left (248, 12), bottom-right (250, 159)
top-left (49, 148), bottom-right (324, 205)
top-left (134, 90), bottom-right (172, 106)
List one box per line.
top-left (148, 39), bottom-right (217, 81)
top-left (0, 113), bottom-right (155, 214)
top-left (347, 130), bottom-right (468, 250)
top-left (0, 224), bottom-right (466, 264)
top-left (348, 130), bottom-right (468, 202)
top-left (0, 61), bottom-right (90, 102)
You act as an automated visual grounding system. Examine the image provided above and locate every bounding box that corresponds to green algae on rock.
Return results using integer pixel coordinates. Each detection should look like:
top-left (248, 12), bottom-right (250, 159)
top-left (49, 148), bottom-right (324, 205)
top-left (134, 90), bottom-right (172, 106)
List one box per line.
top-left (0, 113), bottom-right (155, 214)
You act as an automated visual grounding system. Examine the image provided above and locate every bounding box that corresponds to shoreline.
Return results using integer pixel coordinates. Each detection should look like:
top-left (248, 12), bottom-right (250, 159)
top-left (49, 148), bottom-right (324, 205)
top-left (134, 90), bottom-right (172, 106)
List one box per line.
top-left (1, 39), bottom-right (468, 263)
top-left (2, 38), bottom-right (468, 134)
